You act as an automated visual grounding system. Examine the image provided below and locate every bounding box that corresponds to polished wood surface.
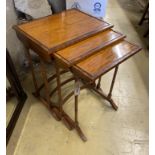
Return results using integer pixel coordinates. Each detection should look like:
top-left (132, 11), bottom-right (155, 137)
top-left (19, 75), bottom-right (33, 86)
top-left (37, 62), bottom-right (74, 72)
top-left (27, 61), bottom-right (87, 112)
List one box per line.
top-left (73, 40), bottom-right (141, 81)
top-left (16, 31), bottom-right (51, 61)
top-left (54, 29), bottom-right (125, 67)
top-left (14, 9), bottom-right (112, 54)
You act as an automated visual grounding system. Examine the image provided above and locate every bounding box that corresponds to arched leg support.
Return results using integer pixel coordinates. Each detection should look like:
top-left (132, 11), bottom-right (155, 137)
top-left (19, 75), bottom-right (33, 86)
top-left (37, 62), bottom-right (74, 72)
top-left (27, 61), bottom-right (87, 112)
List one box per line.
top-left (54, 61), bottom-right (75, 130)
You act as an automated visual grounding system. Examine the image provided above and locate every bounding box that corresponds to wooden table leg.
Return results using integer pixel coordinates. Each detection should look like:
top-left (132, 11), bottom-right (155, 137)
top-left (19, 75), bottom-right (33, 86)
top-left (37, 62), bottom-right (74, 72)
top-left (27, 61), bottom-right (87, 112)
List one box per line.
top-left (40, 60), bottom-right (51, 105)
top-left (107, 66), bottom-right (118, 110)
top-left (74, 78), bottom-right (87, 142)
top-left (54, 61), bottom-right (63, 115)
top-left (108, 66), bottom-right (118, 98)
top-left (86, 66), bottom-right (119, 111)
top-left (27, 49), bottom-right (39, 96)
top-left (83, 66), bottom-right (118, 111)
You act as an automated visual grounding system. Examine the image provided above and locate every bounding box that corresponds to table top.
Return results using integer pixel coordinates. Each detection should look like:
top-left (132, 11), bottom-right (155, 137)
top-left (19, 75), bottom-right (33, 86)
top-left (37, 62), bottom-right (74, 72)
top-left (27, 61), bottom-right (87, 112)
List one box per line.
top-left (72, 40), bottom-right (141, 81)
top-left (14, 9), bottom-right (112, 54)
top-left (54, 29), bottom-right (125, 67)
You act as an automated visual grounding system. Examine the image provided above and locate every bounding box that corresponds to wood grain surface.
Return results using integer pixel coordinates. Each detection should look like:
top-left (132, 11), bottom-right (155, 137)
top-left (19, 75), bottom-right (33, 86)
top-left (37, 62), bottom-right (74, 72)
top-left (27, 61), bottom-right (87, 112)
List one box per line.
top-left (54, 29), bottom-right (126, 66)
top-left (14, 9), bottom-right (113, 54)
top-left (72, 40), bottom-right (142, 81)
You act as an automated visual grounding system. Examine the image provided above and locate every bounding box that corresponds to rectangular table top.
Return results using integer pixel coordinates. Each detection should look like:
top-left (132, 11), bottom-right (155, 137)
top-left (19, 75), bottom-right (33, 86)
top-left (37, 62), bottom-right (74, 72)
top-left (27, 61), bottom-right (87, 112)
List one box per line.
top-left (54, 29), bottom-right (125, 67)
top-left (14, 9), bottom-right (112, 54)
top-left (72, 40), bottom-right (141, 81)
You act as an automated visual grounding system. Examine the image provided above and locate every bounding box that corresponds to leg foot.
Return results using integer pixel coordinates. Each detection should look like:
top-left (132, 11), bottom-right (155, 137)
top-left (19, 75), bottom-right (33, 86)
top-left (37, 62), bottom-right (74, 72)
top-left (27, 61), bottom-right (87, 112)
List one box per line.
top-left (75, 125), bottom-right (87, 142)
top-left (108, 98), bottom-right (118, 111)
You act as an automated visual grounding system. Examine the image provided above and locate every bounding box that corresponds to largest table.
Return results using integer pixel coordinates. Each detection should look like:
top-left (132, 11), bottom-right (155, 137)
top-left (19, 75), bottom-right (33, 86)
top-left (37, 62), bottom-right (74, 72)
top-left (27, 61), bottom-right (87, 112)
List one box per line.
top-left (14, 9), bottom-right (141, 141)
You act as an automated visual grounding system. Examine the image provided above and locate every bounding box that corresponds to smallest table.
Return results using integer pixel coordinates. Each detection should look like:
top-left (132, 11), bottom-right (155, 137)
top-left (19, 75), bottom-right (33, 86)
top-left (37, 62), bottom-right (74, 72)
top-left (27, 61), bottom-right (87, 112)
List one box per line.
top-left (54, 39), bottom-right (141, 141)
